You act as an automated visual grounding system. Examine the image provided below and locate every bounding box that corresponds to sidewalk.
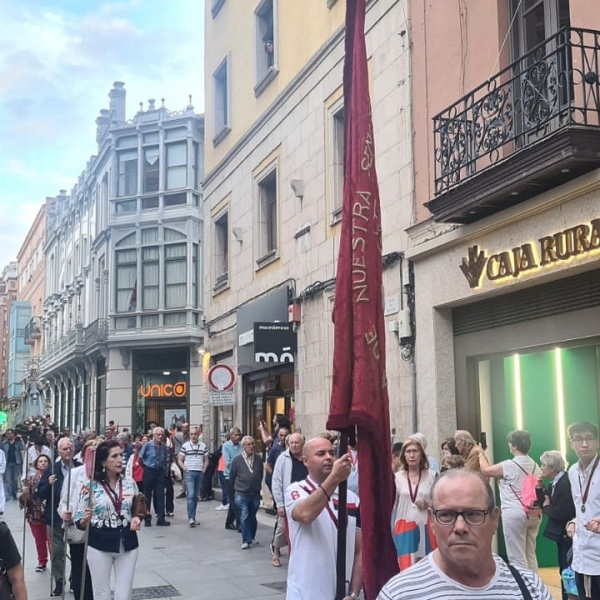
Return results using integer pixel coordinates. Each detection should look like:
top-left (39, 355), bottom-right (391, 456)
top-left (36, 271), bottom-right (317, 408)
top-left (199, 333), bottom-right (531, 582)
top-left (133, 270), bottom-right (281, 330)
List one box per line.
top-left (2, 495), bottom-right (286, 600)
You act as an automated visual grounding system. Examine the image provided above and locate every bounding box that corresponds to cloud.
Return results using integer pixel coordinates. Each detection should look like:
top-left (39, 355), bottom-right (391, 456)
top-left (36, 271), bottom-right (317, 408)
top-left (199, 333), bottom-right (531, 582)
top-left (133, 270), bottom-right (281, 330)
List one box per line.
top-left (0, 0), bottom-right (205, 268)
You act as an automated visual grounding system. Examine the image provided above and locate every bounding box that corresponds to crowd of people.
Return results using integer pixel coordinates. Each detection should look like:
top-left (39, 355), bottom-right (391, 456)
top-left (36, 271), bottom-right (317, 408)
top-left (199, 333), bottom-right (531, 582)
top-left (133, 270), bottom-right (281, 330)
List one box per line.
top-left (1, 418), bottom-right (599, 600)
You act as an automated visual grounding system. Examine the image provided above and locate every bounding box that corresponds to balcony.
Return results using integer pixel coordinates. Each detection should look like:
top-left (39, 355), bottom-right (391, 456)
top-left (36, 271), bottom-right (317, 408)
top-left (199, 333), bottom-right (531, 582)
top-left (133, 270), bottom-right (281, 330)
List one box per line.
top-left (24, 317), bottom-right (42, 345)
top-left (84, 319), bottom-right (109, 350)
top-left (428, 28), bottom-right (600, 224)
top-left (40, 324), bottom-right (84, 371)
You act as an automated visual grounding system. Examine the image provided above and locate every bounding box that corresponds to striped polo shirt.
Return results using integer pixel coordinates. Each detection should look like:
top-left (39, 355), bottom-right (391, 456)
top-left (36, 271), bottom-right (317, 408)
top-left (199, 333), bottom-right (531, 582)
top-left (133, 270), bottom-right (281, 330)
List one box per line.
top-left (179, 441), bottom-right (208, 472)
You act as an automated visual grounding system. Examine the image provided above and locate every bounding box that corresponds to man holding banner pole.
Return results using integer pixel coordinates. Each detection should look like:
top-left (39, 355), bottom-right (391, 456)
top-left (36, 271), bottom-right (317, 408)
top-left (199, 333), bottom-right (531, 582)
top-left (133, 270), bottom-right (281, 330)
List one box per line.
top-left (326, 0), bottom-right (399, 598)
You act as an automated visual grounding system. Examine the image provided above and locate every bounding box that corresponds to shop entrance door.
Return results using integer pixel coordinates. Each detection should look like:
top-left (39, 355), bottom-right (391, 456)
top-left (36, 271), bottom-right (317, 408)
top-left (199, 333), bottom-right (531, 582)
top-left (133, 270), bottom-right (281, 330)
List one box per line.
top-left (475, 343), bottom-right (600, 567)
top-left (145, 399), bottom-right (187, 432)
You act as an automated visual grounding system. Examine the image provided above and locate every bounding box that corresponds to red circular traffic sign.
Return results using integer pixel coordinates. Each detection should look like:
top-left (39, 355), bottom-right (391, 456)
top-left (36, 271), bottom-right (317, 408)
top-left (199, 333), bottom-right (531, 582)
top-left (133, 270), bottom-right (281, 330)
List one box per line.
top-left (208, 364), bottom-right (235, 391)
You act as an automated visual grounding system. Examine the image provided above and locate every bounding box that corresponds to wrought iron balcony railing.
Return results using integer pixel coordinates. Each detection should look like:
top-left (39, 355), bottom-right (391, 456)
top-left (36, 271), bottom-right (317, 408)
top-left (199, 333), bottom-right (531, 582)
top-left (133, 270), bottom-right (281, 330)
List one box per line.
top-left (433, 27), bottom-right (600, 198)
top-left (84, 319), bottom-right (109, 349)
top-left (24, 317), bottom-right (42, 345)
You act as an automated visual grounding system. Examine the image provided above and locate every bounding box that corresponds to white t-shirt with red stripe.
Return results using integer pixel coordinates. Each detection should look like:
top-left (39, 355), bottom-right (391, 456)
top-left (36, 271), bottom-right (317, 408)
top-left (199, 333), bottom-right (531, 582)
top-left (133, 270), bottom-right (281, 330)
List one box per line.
top-left (285, 476), bottom-right (360, 600)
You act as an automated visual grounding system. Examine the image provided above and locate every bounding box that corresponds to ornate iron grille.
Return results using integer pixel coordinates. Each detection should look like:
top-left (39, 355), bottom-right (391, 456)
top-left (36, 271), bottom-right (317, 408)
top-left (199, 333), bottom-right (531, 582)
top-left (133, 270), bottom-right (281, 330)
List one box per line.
top-left (434, 28), bottom-right (600, 196)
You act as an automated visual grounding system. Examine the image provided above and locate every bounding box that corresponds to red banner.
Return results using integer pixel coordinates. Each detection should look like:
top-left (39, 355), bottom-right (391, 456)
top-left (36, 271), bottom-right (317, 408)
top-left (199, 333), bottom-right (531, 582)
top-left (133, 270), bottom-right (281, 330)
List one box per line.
top-left (326, 0), bottom-right (398, 597)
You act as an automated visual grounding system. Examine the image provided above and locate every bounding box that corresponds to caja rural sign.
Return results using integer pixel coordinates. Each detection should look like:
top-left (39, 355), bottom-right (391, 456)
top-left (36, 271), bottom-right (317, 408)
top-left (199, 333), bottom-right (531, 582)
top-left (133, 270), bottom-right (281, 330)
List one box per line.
top-left (460, 218), bottom-right (600, 288)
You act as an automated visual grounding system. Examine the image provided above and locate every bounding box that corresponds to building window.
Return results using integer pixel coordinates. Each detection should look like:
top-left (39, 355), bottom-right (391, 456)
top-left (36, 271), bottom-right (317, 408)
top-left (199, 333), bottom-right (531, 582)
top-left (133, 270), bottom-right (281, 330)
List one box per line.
top-left (118, 151), bottom-right (137, 197)
top-left (214, 212), bottom-right (229, 287)
top-left (115, 199), bottom-right (137, 214)
top-left (329, 103), bottom-right (345, 223)
top-left (192, 244), bottom-right (199, 307)
top-left (143, 146), bottom-right (160, 193)
top-left (166, 142), bottom-right (187, 190)
top-left (115, 249), bottom-right (137, 313)
top-left (141, 196), bottom-right (159, 210)
top-left (254, 0), bottom-right (278, 96)
top-left (142, 246), bottom-right (159, 310)
top-left (213, 57), bottom-right (230, 144)
top-left (164, 193), bottom-right (187, 207)
top-left (257, 169), bottom-right (278, 264)
top-left (165, 243), bottom-right (187, 308)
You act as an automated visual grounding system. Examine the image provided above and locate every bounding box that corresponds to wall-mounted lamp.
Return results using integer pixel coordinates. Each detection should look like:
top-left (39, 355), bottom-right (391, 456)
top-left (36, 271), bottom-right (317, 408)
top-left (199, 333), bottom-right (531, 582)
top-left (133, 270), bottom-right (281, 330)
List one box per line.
top-left (290, 179), bottom-right (304, 200)
top-left (232, 227), bottom-right (244, 243)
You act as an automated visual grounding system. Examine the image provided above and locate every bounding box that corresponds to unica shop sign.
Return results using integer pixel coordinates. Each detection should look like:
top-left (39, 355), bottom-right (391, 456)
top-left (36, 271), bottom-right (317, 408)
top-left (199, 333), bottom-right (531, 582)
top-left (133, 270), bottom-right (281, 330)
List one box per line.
top-left (139, 382), bottom-right (187, 398)
top-left (460, 218), bottom-right (600, 288)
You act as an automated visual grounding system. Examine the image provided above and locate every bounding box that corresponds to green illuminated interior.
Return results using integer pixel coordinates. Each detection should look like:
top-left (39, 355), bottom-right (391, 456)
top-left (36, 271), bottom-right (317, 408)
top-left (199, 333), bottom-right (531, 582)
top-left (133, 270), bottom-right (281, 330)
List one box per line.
top-left (482, 345), bottom-right (600, 567)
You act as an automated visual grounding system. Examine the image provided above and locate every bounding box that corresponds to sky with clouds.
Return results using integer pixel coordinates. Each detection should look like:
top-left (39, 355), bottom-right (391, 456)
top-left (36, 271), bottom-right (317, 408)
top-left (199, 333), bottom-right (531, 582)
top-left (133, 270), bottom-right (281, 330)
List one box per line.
top-left (0, 0), bottom-right (205, 269)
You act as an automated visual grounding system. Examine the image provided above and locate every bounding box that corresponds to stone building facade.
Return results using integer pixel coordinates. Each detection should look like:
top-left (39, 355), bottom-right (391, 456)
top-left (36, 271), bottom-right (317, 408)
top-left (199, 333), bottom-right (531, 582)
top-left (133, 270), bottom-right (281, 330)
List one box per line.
top-left (203, 0), bottom-right (415, 448)
top-left (40, 83), bottom-right (205, 434)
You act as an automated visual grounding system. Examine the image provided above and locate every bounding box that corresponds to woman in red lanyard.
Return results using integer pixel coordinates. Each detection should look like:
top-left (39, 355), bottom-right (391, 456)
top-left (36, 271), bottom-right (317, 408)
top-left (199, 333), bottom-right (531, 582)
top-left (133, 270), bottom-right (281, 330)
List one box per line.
top-left (391, 438), bottom-right (437, 571)
top-left (19, 454), bottom-right (51, 572)
top-left (75, 440), bottom-right (143, 600)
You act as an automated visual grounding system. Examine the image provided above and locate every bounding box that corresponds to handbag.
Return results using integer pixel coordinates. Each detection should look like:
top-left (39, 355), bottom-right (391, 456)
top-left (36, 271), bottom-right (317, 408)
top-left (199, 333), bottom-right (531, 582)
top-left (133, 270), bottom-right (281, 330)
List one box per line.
top-left (66, 523), bottom-right (86, 544)
top-left (131, 493), bottom-right (150, 518)
top-left (0, 559), bottom-right (14, 600)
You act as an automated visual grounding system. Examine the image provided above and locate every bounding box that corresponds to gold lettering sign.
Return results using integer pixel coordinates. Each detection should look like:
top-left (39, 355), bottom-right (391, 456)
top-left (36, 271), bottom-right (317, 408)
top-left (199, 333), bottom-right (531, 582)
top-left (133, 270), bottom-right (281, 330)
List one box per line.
top-left (459, 218), bottom-right (600, 288)
top-left (139, 382), bottom-right (187, 398)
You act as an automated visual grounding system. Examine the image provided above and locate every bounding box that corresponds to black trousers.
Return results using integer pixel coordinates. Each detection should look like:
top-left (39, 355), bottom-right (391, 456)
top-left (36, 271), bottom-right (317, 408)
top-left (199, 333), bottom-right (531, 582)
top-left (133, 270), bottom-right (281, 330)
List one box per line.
top-left (69, 543), bottom-right (93, 600)
top-left (165, 476), bottom-right (174, 514)
top-left (143, 468), bottom-right (166, 521)
top-left (576, 572), bottom-right (600, 600)
top-left (225, 478), bottom-right (239, 528)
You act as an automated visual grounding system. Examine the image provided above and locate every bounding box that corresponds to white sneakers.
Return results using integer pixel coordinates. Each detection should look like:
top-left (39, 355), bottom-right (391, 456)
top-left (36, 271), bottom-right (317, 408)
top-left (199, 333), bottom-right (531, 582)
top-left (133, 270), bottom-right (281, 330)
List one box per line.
top-left (189, 519), bottom-right (196, 527)
top-left (241, 543), bottom-right (250, 550)
top-left (214, 504), bottom-right (228, 511)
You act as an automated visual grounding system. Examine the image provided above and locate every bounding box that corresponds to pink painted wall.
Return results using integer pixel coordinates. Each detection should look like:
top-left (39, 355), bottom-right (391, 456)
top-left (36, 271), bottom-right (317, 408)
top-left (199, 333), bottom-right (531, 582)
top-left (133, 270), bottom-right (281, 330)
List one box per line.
top-left (410, 0), bottom-right (600, 225)
top-left (410, 0), bottom-right (509, 224)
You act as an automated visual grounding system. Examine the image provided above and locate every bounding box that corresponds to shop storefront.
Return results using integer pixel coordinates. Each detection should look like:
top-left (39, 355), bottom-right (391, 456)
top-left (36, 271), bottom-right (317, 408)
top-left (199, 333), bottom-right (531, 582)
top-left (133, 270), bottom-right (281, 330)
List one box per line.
top-left (132, 348), bottom-right (189, 433)
top-left (236, 286), bottom-right (296, 449)
top-left (409, 174), bottom-right (600, 568)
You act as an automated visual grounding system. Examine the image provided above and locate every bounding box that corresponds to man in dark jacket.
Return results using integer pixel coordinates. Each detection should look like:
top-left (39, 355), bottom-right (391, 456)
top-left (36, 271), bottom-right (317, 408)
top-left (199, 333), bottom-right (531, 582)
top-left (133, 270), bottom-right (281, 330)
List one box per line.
top-left (38, 436), bottom-right (80, 597)
top-left (1, 429), bottom-right (25, 501)
top-left (230, 436), bottom-right (264, 550)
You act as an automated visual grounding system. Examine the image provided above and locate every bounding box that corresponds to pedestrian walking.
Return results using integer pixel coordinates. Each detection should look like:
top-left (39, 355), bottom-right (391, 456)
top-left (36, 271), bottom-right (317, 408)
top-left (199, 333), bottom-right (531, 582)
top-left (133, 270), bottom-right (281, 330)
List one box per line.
top-left (18, 454), bottom-right (51, 573)
top-left (230, 436), bottom-right (263, 549)
top-left (75, 440), bottom-right (142, 600)
top-left (2, 429), bottom-right (25, 501)
top-left (177, 427), bottom-right (208, 527)
top-left (139, 427), bottom-right (170, 526)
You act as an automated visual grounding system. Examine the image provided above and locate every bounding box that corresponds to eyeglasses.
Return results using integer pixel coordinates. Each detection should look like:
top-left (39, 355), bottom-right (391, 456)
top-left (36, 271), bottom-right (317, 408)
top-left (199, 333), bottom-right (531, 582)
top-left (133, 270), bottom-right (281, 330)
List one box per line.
top-left (571, 436), bottom-right (598, 445)
top-left (432, 509), bottom-right (491, 526)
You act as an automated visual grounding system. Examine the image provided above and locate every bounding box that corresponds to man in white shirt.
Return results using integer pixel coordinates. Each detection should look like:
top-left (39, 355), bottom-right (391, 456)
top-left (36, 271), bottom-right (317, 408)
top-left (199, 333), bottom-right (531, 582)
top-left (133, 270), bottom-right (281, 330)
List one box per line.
top-left (22, 437), bottom-right (53, 480)
top-left (178, 427), bottom-right (208, 527)
top-left (284, 437), bottom-right (362, 600)
top-left (566, 421), bottom-right (600, 600)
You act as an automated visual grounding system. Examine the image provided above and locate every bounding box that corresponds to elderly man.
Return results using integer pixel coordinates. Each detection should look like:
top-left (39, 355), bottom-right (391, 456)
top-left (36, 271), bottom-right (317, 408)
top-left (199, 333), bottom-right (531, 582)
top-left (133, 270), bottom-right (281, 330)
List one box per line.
top-left (139, 426), bottom-right (170, 526)
top-left (285, 437), bottom-right (362, 600)
top-left (38, 436), bottom-right (79, 597)
top-left (454, 430), bottom-right (484, 473)
top-left (377, 469), bottom-right (551, 599)
top-left (178, 426), bottom-right (208, 527)
top-left (566, 421), bottom-right (600, 600)
top-left (270, 432), bottom-right (307, 567)
top-left (230, 436), bottom-right (264, 549)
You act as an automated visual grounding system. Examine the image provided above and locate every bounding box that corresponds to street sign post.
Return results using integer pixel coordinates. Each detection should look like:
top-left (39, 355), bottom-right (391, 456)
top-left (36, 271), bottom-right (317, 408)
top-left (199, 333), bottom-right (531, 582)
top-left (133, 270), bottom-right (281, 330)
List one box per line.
top-left (207, 364), bottom-right (236, 391)
top-left (209, 391), bottom-right (235, 406)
